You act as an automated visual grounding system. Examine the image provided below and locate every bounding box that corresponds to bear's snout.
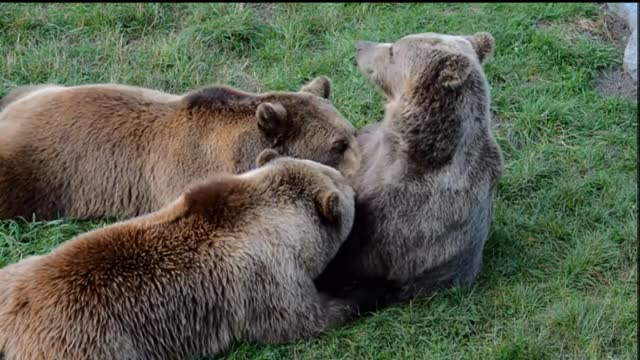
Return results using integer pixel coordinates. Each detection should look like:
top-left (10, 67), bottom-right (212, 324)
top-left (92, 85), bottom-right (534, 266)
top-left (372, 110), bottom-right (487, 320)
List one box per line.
top-left (355, 41), bottom-right (376, 52)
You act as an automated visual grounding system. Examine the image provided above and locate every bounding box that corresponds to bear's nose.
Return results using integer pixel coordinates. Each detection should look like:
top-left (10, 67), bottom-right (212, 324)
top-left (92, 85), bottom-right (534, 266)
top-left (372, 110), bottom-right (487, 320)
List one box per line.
top-left (355, 41), bottom-right (375, 52)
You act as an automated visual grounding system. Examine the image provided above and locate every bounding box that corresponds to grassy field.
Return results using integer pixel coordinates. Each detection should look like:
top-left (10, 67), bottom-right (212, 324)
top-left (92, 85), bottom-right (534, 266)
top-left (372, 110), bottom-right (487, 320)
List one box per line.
top-left (0, 3), bottom-right (637, 359)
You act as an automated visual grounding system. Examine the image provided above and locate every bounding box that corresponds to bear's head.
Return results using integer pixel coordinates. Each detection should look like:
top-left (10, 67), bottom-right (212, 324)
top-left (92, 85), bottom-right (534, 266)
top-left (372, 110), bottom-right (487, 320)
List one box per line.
top-left (183, 149), bottom-right (355, 278)
top-left (253, 148), bottom-right (355, 230)
top-left (184, 77), bottom-right (361, 178)
top-left (354, 32), bottom-right (495, 100)
top-left (254, 149), bottom-right (356, 277)
top-left (258, 77), bottom-right (361, 178)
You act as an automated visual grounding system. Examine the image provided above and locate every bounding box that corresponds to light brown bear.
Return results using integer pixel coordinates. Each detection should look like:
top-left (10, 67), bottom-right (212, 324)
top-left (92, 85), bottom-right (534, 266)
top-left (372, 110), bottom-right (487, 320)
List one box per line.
top-left (0, 77), bottom-right (360, 220)
top-left (0, 151), bottom-right (378, 360)
top-left (316, 32), bottom-right (505, 304)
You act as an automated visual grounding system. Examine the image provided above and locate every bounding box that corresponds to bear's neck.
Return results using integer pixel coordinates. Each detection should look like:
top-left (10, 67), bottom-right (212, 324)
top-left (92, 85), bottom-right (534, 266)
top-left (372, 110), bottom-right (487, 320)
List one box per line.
top-left (388, 81), bottom-right (487, 171)
top-left (224, 123), bottom-right (272, 174)
top-left (170, 104), bottom-right (271, 174)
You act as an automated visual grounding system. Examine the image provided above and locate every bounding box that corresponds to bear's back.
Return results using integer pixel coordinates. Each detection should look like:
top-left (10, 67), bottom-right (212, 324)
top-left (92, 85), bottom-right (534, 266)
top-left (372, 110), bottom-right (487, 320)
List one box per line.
top-left (0, 85), bottom-right (181, 219)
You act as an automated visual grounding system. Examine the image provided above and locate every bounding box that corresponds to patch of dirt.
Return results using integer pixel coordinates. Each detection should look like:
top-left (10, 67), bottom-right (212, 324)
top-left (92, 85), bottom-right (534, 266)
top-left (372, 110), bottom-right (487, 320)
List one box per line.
top-left (243, 3), bottom-right (275, 23)
top-left (534, 4), bottom-right (637, 101)
top-left (536, 10), bottom-right (622, 47)
top-left (534, 20), bottom-right (551, 30)
top-left (597, 3), bottom-right (631, 52)
top-left (491, 110), bottom-right (507, 134)
top-left (491, 110), bottom-right (502, 125)
top-left (236, 71), bottom-right (264, 92)
top-left (234, 59), bottom-right (264, 92)
top-left (573, 17), bottom-right (615, 44)
top-left (595, 68), bottom-right (637, 101)
top-left (595, 4), bottom-right (637, 101)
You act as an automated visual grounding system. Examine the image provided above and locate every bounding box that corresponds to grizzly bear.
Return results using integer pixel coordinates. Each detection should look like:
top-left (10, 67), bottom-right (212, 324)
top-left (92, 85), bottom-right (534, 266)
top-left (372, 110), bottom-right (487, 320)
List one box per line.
top-left (316, 32), bottom-right (505, 304)
top-left (0, 151), bottom-right (377, 360)
top-left (0, 76), bottom-right (360, 221)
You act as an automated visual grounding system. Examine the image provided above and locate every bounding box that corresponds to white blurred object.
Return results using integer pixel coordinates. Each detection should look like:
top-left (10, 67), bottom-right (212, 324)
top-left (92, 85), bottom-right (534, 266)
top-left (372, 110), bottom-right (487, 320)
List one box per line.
top-left (607, 3), bottom-right (638, 81)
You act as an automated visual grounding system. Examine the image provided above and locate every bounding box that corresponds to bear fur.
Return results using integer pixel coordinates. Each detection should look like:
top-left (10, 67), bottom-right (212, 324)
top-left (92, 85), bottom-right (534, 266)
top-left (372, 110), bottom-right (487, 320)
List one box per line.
top-left (0, 77), bottom-right (361, 221)
top-left (316, 32), bottom-right (504, 304)
top-left (0, 151), bottom-right (374, 360)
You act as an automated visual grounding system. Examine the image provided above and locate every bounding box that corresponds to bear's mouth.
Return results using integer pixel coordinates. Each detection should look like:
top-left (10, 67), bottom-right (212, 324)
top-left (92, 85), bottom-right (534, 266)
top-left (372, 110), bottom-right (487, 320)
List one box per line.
top-left (354, 55), bottom-right (395, 99)
top-left (371, 74), bottom-right (394, 99)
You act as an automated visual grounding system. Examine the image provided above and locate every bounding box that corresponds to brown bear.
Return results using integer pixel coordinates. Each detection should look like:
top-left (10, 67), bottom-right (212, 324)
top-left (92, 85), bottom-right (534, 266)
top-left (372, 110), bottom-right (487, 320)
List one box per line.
top-left (0, 151), bottom-right (377, 360)
top-left (316, 32), bottom-right (505, 304)
top-left (0, 77), bottom-right (361, 221)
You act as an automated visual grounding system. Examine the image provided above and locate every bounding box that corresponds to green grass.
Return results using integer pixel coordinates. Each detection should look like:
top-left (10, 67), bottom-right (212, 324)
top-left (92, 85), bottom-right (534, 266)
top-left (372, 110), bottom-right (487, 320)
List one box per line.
top-left (0, 3), bottom-right (636, 359)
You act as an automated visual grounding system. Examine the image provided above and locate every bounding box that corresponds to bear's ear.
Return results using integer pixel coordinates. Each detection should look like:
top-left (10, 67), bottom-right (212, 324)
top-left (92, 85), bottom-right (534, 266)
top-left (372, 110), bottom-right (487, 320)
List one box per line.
top-left (437, 52), bottom-right (472, 89)
top-left (467, 32), bottom-right (495, 64)
top-left (256, 148), bottom-right (281, 167)
top-left (184, 175), bottom-right (237, 213)
top-left (300, 76), bottom-right (331, 99)
top-left (256, 102), bottom-right (288, 137)
top-left (315, 190), bottom-right (340, 224)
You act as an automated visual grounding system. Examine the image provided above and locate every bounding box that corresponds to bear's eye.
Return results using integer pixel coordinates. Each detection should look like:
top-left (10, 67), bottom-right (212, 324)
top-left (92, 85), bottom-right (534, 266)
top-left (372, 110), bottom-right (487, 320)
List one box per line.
top-left (272, 137), bottom-right (285, 150)
top-left (332, 139), bottom-right (349, 153)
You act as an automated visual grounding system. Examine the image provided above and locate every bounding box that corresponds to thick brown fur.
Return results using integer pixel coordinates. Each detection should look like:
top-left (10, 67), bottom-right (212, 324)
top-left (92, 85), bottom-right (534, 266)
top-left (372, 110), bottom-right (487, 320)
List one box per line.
top-left (316, 32), bottom-right (504, 305)
top-left (0, 77), bottom-right (360, 220)
top-left (0, 153), bottom-right (373, 360)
